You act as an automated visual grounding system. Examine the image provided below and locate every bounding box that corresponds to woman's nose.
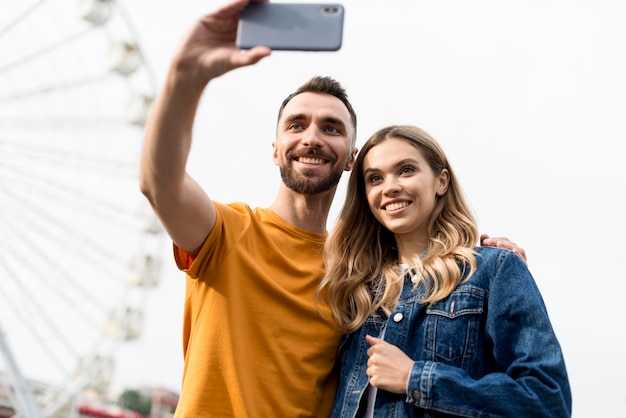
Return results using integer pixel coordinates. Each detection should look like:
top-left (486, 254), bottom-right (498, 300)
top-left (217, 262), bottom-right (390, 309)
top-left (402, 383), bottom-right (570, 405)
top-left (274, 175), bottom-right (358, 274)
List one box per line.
top-left (383, 177), bottom-right (401, 195)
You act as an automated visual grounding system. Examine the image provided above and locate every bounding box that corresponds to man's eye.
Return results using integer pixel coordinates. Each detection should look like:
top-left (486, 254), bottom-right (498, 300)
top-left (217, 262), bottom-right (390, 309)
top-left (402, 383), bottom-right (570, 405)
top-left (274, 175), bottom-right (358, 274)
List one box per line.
top-left (289, 123), bottom-right (303, 130)
top-left (325, 126), bottom-right (339, 134)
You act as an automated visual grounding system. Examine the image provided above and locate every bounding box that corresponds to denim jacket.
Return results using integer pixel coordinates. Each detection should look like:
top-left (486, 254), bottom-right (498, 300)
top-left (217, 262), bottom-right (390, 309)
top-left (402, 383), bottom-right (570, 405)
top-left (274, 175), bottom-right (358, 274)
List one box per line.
top-left (332, 247), bottom-right (571, 418)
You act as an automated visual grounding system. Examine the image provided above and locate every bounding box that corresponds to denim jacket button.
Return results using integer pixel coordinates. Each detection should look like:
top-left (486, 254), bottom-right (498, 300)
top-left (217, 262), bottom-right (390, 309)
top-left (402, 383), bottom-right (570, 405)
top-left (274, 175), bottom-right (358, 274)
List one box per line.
top-left (412, 389), bottom-right (422, 401)
top-left (393, 313), bottom-right (403, 322)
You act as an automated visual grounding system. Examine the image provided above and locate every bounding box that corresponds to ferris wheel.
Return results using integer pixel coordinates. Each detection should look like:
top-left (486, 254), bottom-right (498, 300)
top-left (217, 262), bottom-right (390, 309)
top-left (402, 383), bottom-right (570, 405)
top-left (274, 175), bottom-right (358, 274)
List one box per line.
top-left (0, 0), bottom-right (164, 416)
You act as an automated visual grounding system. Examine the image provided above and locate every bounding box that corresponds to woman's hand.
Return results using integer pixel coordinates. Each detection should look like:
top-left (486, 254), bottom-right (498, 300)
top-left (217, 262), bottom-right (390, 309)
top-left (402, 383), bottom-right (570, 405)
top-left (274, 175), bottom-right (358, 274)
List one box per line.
top-left (365, 335), bottom-right (414, 395)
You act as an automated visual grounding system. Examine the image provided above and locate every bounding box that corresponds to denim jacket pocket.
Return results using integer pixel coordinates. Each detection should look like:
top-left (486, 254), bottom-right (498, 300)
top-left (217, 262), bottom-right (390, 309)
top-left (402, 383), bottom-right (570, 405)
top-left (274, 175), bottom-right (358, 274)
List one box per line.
top-left (424, 286), bottom-right (485, 367)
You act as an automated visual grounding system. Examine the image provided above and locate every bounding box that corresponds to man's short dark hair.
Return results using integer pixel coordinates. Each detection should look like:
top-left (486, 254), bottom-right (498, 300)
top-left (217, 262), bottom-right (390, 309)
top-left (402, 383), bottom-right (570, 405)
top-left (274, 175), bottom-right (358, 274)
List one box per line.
top-left (277, 76), bottom-right (357, 142)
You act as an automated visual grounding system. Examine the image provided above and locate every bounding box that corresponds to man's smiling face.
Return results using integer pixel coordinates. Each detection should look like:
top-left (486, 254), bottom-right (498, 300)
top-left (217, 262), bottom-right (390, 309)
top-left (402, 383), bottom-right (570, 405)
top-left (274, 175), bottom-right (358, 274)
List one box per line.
top-left (273, 92), bottom-right (356, 195)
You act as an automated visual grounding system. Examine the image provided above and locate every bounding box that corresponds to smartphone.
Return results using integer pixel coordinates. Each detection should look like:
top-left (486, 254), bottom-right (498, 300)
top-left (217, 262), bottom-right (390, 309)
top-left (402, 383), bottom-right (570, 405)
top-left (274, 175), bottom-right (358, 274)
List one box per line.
top-left (236, 3), bottom-right (344, 51)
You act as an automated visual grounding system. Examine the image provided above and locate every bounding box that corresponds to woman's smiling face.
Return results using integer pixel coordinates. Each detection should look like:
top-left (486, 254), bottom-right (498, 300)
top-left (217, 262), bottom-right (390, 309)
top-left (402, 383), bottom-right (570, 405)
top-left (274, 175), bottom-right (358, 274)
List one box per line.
top-left (362, 137), bottom-right (449, 248)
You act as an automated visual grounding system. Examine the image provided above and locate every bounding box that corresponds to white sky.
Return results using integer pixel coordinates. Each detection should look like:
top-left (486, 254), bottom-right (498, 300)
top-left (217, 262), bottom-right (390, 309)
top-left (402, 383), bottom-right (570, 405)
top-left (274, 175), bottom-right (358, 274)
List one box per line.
top-left (2, 0), bottom-right (626, 416)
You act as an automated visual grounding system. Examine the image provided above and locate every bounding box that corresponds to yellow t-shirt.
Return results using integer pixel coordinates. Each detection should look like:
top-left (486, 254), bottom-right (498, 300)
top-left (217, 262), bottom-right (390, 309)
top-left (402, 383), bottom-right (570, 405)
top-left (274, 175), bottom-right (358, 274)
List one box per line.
top-left (173, 202), bottom-right (342, 417)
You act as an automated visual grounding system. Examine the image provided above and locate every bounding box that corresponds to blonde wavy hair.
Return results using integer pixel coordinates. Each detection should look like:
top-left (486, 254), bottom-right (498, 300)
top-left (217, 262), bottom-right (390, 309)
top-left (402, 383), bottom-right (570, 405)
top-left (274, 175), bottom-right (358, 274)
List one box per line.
top-left (318, 125), bottom-right (479, 333)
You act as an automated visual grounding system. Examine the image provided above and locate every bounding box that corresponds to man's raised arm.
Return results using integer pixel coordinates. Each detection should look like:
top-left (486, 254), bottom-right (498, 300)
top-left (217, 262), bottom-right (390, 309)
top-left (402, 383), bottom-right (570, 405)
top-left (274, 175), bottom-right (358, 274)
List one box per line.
top-left (139, 0), bottom-right (271, 254)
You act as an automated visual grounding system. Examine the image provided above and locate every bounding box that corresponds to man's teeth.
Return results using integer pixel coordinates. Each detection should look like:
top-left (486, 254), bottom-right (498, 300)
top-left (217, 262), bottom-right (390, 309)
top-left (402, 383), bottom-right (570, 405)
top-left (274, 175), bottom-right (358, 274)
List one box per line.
top-left (385, 201), bottom-right (409, 211)
top-left (299, 157), bottom-right (325, 165)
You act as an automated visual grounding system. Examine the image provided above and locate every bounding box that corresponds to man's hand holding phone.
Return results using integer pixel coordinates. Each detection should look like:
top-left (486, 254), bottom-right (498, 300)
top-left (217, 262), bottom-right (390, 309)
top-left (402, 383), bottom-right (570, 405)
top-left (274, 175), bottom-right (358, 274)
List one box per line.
top-left (172, 0), bottom-right (271, 88)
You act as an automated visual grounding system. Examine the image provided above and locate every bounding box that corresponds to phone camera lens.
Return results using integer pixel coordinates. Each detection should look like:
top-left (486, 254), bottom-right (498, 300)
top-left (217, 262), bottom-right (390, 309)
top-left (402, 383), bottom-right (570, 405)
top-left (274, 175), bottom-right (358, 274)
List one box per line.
top-left (322, 6), bottom-right (339, 14)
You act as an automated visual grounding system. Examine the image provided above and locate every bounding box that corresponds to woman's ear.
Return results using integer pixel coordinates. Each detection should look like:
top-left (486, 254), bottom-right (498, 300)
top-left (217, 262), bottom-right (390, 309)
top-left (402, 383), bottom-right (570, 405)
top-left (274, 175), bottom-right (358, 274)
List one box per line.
top-left (436, 169), bottom-right (450, 195)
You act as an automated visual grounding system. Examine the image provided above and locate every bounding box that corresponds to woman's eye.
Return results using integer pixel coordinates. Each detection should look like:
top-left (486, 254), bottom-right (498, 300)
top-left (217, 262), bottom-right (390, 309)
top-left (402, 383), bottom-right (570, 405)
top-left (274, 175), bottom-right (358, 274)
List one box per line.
top-left (401, 166), bottom-right (415, 174)
top-left (368, 174), bottom-right (382, 183)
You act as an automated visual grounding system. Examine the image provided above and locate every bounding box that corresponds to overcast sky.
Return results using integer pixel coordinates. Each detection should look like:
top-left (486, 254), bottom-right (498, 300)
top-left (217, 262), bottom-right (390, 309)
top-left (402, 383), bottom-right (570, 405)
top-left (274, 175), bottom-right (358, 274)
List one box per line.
top-left (3, 0), bottom-right (626, 416)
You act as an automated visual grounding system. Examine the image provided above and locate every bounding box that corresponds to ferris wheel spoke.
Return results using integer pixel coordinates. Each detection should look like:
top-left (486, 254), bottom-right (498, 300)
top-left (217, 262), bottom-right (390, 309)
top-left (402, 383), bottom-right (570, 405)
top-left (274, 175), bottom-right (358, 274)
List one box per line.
top-left (0, 144), bottom-right (141, 233)
top-left (0, 26), bottom-right (97, 75)
top-left (0, 73), bottom-right (118, 103)
top-left (1, 187), bottom-right (131, 277)
top-left (0, 0), bottom-right (48, 38)
top-left (0, 221), bottom-right (111, 322)
top-left (0, 256), bottom-right (76, 376)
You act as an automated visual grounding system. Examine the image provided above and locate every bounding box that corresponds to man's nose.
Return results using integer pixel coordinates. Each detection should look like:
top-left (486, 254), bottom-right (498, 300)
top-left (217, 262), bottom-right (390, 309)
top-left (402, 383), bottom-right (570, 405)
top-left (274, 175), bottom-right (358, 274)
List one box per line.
top-left (301, 126), bottom-right (324, 148)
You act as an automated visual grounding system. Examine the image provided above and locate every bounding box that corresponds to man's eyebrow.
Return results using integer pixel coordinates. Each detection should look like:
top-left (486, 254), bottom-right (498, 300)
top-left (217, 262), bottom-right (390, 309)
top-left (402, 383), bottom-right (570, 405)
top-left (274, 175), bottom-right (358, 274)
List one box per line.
top-left (322, 116), bottom-right (347, 129)
top-left (283, 113), bottom-right (307, 124)
top-left (282, 114), bottom-right (347, 130)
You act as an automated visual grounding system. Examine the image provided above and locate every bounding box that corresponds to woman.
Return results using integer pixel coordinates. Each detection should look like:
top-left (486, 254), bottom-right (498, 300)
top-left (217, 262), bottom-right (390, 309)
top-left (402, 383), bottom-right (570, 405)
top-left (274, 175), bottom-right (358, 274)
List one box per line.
top-left (319, 125), bottom-right (571, 417)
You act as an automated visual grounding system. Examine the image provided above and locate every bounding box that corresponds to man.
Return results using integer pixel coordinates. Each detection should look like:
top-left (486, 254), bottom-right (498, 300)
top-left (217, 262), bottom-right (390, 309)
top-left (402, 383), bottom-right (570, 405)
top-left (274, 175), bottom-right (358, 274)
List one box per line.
top-left (139, 1), bottom-right (525, 416)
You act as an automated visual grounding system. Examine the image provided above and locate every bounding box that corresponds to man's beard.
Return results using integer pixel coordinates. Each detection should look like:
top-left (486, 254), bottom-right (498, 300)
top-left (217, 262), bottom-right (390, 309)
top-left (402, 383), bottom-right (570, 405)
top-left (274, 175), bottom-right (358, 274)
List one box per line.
top-left (279, 162), bottom-right (343, 195)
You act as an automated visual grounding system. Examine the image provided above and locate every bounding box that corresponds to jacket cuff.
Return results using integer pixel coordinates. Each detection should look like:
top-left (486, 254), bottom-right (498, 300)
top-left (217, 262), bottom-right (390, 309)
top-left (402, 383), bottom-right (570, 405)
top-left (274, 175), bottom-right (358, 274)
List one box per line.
top-left (405, 360), bottom-right (434, 407)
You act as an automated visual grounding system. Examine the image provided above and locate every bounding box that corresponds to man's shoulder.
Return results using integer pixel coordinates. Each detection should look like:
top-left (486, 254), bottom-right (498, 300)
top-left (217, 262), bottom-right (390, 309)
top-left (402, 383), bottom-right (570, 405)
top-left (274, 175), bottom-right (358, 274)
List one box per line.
top-left (215, 203), bottom-right (280, 232)
top-left (215, 200), bottom-right (253, 212)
